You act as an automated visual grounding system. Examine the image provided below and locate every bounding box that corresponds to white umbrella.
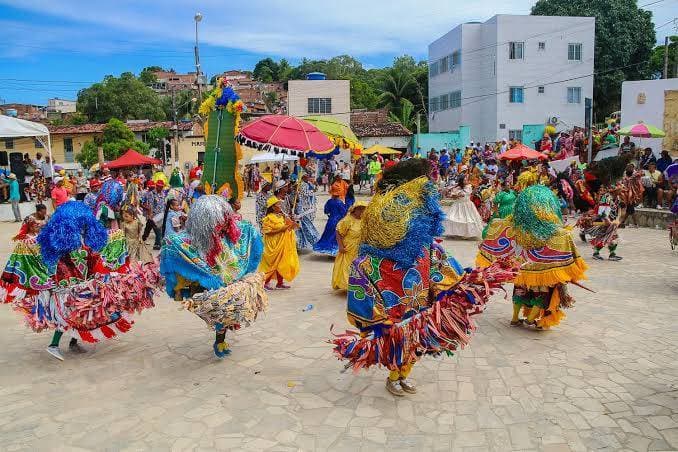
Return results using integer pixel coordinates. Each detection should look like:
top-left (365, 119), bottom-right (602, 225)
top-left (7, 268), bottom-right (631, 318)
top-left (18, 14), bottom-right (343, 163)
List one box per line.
top-left (249, 152), bottom-right (299, 164)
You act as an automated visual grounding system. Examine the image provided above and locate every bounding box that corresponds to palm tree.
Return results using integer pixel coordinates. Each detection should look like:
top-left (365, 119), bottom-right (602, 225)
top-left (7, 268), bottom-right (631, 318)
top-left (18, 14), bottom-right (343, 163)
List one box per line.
top-left (388, 99), bottom-right (416, 131)
top-left (378, 67), bottom-right (417, 115)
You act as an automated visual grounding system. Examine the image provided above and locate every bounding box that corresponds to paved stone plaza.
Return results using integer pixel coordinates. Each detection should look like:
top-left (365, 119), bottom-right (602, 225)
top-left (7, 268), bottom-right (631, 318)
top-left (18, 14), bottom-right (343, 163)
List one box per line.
top-left (0, 196), bottom-right (677, 451)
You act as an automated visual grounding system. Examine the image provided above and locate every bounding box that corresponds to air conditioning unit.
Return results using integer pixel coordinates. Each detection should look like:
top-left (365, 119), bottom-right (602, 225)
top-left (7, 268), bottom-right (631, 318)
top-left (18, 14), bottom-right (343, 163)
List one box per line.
top-left (548, 116), bottom-right (559, 125)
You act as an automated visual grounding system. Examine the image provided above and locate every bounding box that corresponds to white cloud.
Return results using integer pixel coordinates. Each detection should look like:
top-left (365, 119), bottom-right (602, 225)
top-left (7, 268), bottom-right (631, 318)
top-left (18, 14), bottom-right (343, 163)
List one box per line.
top-left (1, 0), bottom-right (673, 60)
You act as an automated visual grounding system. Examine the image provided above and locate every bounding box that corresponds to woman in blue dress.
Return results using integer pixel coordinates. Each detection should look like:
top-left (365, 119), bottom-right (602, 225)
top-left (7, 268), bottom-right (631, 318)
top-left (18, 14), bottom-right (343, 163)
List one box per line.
top-left (295, 174), bottom-right (320, 250)
top-left (312, 193), bottom-right (347, 256)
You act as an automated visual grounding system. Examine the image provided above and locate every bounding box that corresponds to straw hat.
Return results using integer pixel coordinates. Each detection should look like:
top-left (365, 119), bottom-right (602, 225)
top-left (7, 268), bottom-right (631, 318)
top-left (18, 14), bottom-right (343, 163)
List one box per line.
top-left (266, 196), bottom-right (281, 209)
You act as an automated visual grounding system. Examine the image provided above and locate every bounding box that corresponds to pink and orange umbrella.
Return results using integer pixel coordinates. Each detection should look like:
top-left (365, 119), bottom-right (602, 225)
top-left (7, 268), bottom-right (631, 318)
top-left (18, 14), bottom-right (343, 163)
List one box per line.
top-left (499, 143), bottom-right (548, 161)
top-left (236, 115), bottom-right (336, 156)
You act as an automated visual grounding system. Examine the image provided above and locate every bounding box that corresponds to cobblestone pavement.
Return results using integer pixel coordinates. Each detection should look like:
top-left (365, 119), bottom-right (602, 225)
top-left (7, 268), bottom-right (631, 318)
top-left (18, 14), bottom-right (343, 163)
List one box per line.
top-left (0, 196), bottom-right (677, 451)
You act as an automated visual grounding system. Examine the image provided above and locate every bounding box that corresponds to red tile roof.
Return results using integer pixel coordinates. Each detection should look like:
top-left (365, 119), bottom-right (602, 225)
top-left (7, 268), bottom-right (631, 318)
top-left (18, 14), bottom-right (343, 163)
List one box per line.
top-left (350, 109), bottom-right (412, 137)
top-left (48, 121), bottom-right (195, 135)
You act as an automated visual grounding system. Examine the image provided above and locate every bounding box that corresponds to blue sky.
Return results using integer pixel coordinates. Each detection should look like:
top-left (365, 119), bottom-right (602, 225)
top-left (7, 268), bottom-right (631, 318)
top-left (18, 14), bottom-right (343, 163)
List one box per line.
top-left (1, 0), bottom-right (675, 105)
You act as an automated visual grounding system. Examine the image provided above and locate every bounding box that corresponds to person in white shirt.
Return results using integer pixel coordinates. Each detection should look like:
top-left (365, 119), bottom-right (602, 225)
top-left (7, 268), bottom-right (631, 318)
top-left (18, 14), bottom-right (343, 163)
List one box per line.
top-left (41, 156), bottom-right (54, 180)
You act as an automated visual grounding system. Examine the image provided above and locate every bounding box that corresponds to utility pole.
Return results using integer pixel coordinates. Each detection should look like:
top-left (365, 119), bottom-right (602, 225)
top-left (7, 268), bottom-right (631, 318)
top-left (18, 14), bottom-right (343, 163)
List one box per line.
top-left (416, 113), bottom-right (421, 156)
top-left (194, 13), bottom-right (203, 102)
top-left (171, 88), bottom-right (179, 165)
top-left (664, 36), bottom-right (670, 79)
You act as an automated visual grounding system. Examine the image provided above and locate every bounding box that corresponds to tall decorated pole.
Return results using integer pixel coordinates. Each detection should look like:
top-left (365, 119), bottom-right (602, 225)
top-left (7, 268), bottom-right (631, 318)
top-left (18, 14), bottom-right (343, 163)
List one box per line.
top-left (198, 78), bottom-right (246, 200)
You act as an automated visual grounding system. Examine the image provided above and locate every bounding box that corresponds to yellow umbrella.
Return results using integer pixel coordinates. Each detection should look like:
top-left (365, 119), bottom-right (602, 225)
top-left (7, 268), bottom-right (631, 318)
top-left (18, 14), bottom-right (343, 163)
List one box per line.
top-left (303, 115), bottom-right (363, 151)
top-left (363, 144), bottom-right (401, 155)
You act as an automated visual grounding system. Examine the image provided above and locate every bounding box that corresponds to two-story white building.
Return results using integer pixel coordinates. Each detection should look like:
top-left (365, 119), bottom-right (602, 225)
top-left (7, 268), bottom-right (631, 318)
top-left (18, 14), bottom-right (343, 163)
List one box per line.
top-left (428, 14), bottom-right (595, 145)
top-left (287, 73), bottom-right (350, 125)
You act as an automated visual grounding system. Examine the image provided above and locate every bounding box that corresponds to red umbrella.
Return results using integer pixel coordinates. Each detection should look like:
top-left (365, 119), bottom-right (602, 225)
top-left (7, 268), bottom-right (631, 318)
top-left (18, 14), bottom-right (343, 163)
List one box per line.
top-left (499, 144), bottom-right (547, 161)
top-left (236, 115), bottom-right (335, 155)
top-left (105, 149), bottom-right (162, 169)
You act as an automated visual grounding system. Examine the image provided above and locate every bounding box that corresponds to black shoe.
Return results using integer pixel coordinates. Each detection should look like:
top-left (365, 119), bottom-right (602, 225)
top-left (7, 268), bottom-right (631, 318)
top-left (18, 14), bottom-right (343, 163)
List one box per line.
top-left (592, 254), bottom-right (603, 260)
top-left (608, 255), bottom-right (622, 261)
top-left (579, 232), bottom-right (587, 242)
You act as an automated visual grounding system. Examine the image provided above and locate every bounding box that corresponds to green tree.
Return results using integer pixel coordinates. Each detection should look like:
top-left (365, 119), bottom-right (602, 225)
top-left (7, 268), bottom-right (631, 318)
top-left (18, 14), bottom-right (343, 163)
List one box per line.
top-left (77, 72), bottom-right (166, 123)
top-left (161, 89), bottom-right (198, 120)
top-left (378, 67), bottom-right (418, 115)
top-left (351, 78), bottom-right (380, 109)
top-left (649, 35), bottom-right (677, 79)
top-left (277, 59), bottom-right (293, 82)
top-left (253, 58), bottom-right (280, 82)
top-left (147, 126), bottom-right (169, 151)
top-left (67, 112), bottom-right (88, 125)
top-left (100, 118), bottom-right (150, 160)
top-left (139, 66), bottom-right (164, 85)
top-left (531, 0), bottom-right (656, 120)
top-left (388, 98), bottom-right (416, 131)
top-left (75, 140), bottom-right (100, 168)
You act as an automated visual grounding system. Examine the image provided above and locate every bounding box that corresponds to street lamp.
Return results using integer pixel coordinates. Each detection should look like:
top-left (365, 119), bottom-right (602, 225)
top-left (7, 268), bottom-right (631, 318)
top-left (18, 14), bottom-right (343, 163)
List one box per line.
top-left (194, 12), bottom-right (203, 101)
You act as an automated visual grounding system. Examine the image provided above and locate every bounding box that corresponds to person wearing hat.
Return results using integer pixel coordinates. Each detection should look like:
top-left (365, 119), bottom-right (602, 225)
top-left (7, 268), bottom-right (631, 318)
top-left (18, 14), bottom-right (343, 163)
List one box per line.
top-left (272, 179), bottom-right (291, 216)
top-left (255, 181), bottom-right (273, 230)
top-left (50, 176), bottom-right (69, 210)
top-left (259, 196), bottom-right (299, 290)
top-left (84, 178), bottom-right (102, 211)
top-left (294, 174), bottom-right (320, 251)
top-left (332, 201), bottom-right (367, 291)
top-left (4, 173), bottom-right (21, 222)
top-left (141, 179), bottom-right (166, 250)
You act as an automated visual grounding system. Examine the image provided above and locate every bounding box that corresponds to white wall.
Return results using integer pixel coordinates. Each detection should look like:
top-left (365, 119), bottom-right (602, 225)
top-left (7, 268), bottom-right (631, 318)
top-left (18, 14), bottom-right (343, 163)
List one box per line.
top-left (428, 14), bottom-right (594, 144)
top-left (359, 136), bottom-right (411, 149)
top-left (288, 80), bottom-right (350, 125)
top-left (621, 78), bottom-right (678, 155)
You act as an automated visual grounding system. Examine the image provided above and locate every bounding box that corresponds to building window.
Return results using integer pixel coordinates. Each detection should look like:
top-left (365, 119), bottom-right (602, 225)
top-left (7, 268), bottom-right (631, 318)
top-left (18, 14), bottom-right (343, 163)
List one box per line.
top-left (429, 61), bottom-right (439, 77)
top-left (4, 138), bottom-right (14, 149)
top-left (450, 90), bottom-right (462, 108)
top-left (63, 138), bottom-right (74, 163)
top-left (568, 43), bottom-right (582, 61)
top-left (538, 42), bottom-right (546, 51)
top-left (439, 56), bottom-right (449, 74)
top-left (509, 42), bottom-right (524, 60)
top-left (509, 87), bottom-right (524, 103)
top-left (440, 93), bottom-right (449, 110)
top-left (509, 129), bottom-right (523, 142)
top-left (567, 87), bottom-right (582, 104)
top-left (307, 97), bottom-right (331, 114)
top-left (430, 96), bottom-right (440, 112)
top-left (538, 86), bottom-right (545, 94)
top-left (34, 139), bottom-right (43, 148)
top-left (451, 50), bottom-right (461, 68)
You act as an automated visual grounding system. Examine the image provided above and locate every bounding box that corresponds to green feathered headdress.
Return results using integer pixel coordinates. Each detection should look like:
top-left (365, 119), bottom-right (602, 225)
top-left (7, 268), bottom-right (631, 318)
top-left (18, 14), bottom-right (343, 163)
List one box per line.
top-left (512, 185), bottom-right (563, 248)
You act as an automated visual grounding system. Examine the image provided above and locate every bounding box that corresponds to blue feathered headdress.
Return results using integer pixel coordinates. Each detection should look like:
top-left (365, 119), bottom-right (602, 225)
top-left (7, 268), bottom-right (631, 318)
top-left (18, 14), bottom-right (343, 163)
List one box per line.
top-left (37, 201), bottom-right (109, 270)
top-left (215, 86), bottom-right (240, 107)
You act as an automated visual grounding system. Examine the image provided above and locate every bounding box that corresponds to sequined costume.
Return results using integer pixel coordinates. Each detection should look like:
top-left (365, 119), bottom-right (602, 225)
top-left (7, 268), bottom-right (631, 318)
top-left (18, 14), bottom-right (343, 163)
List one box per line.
top-left (0, 202), bottom-right (160, 348)
top-left (332, 164), bottom-right (515, 391)
top-left (477, 185), bottom-right (588, 329)
top-left (160, 195), bottom-right (267, 358)
top-left (295, 180), bottom-right (320, 250)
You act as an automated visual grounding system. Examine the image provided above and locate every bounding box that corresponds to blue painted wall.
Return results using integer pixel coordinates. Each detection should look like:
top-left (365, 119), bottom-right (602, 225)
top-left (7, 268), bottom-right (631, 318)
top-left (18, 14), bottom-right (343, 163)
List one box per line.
top-left (411, 126), bottom-right (471, 155)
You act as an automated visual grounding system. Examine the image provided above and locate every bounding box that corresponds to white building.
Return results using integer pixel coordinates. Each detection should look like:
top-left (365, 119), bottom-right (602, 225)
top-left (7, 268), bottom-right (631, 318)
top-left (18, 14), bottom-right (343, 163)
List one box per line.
top-left (287, 73), bottom-right (350, 125)
top-left (428, 14), bottom-right (595, 145)
top-left (621, 78), bottom-right (678, 156)
top-left (47, 98), bottom-right (77, 113)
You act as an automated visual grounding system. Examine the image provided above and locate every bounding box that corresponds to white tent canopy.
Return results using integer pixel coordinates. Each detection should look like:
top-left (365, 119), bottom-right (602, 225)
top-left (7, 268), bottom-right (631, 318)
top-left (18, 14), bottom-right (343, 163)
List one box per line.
top-left (0, 115), bottom-right (49, 138)
top-left (0, 115), bottom-right (53, 172)
top-left (248, 152), bottom-right (299, 164)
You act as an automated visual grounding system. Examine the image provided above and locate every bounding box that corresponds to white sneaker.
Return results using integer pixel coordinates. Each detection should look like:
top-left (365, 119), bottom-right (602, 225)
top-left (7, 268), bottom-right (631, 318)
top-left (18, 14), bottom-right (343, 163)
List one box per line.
top-left (46, 346), bottom-right (64, 361)
top-left (385, 378), bottom-right (405, 396)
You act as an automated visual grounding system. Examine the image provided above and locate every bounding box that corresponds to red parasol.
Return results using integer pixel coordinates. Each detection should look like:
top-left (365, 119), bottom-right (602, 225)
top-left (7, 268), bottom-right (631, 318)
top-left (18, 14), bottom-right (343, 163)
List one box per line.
top-left (104, 149), bottom-right (162, 169)
top-left (499, 144), bottom-right (547, 161)
top-left (236, 115), bottom-right (335, 155)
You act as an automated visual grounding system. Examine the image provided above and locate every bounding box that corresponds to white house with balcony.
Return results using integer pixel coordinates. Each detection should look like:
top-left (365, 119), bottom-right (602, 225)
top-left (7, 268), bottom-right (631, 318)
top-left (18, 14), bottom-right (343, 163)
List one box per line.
top-left (428, 14), bottom-right (595, 145)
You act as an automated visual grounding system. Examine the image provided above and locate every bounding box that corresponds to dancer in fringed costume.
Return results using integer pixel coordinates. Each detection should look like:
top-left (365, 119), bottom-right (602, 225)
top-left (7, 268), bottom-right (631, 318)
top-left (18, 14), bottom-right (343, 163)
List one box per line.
top-left (482, 181), bottom-right (517, 238)
top-left (259, 197), bottom-right (300, 289)
top-left (331, 201), bottom-right (368, 291)
top-left (95, 179), bottom-right (124, 229)
top-left (331, 159), bottom-right (516, 396)
top-left (0, 202), bottom-right (160, 361)
top-left (477, 185), bottom-right (588, 329)
top-left (160, 195), bottom-right (267, 358)
top-left (313, 193), bottom-right (347, 256)
top-left (578, 186), bottom-right (624, 261)
top-left (294, 174), bottom-right (320, 251)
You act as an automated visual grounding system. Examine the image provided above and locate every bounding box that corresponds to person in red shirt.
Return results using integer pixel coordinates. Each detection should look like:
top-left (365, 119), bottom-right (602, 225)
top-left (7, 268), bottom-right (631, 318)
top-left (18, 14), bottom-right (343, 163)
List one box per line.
top-left (50, 177), bottom-right (70, 210)
top-left (384, 156), bottom-right (397, 169)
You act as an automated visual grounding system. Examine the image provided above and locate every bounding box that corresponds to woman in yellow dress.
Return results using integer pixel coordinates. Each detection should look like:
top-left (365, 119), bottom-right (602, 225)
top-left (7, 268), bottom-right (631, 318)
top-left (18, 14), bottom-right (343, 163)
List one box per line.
top-left (259, 197), bottom-right (300, 290)
top-left (332, 201), bottom-right (368, 291)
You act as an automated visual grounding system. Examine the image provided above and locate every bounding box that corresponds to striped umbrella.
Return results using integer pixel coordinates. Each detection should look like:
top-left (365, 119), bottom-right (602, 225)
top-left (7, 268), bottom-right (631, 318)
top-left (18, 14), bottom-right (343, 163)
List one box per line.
top-left (617, 121), bottom-right (665, 138)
